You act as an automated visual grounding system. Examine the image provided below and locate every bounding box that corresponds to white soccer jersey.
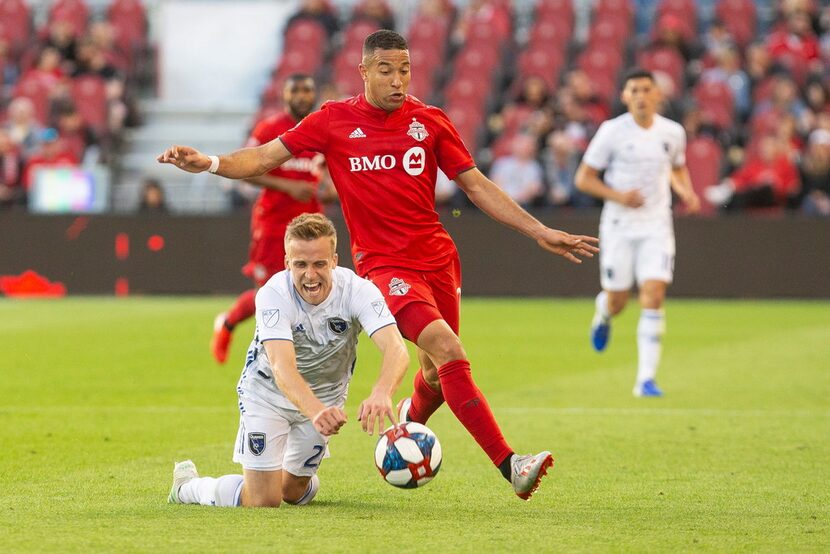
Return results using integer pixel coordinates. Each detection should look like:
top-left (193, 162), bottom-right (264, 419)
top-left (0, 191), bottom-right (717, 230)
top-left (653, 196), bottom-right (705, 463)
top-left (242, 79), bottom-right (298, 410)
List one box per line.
top-left (238, 266), bottom-right (396, 411)
top-left (582, 113), bottom-right (686, 233)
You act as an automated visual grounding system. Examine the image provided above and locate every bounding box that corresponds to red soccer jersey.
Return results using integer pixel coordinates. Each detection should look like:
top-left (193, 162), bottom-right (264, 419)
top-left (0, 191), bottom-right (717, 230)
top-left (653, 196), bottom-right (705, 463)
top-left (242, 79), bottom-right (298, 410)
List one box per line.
top-left (279, 94), bottom-right (475, 274)
top-left (246, 112), bottom-right (322, 228)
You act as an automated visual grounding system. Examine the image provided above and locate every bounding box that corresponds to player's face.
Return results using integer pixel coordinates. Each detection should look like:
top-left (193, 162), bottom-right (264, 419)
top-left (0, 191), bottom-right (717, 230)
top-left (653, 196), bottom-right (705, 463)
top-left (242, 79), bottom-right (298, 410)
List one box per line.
top-left (360, 49), bottom-right (411, 112)
top-left (285, 236), bottom-right (338, 305)
top-left (622, 77), bottom-right (660, 120)
top-left (284, 78), bottom-right (317, 120)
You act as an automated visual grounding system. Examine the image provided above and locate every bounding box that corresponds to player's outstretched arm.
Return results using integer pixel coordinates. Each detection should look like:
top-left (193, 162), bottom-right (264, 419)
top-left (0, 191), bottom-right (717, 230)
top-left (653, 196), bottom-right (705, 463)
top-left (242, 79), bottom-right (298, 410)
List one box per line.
top-left (358, 325), bottom-right (409, 435)
top-left (455, 167), bottom-right (599, 264)
top-left (156, 138), bottom-right (295, 179)
top-left (670, 166), bottom-right (701, 213)
top-left (575, 162), bottom-right (644, 207)
top-left (264, 340), bottom-right (347, 436)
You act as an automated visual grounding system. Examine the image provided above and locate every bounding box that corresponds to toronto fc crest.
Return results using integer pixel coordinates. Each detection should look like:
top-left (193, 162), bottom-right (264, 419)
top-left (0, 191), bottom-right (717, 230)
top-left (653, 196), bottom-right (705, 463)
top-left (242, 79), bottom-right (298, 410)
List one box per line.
top-left (388, 277), bottom-right (411, 296)
top-left (407, 118), bottom-right (428, 142)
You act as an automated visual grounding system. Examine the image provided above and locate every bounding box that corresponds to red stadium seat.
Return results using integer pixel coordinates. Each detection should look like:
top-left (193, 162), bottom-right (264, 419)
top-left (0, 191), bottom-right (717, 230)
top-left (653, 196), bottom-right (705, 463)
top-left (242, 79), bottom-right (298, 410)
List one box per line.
top-left (452, 42), bottom-right (501, 80)
top-left (715, 0), bottom-right (756, 48)
top-left (48, 0), bottom-right (90, 38)
top-left (444, 103), bottom-right (482, 151)
top-left (108, 0), bottom-right (147, 49)
top-left (274, 48), bottom-right (324, 81)
top-left (516, 47), bottom-right (565, 93)
top-left (343, 20), bottom-right (380, 49)
top-left (71, 75), bottom-right (108, 134)
top-left (528, 17), bottom-right (572, 52)
top-left (444, 75), bottom-right (491, 110)
top-left (594, 0), bottom-right (634, 20)
top-left (685, 136), bottom-right (722, 215)
top-left (0, 0), bottom-right (32, 57)
top-left (638, 46), bottom-right (685, 93)
top-left (587, 17), bottom-right (632, 50)
top-left (284, 19), bottom-right (327, 51)
top-left (693, 79), bottom-right (734, 129)
top-left (536, 0), bottom-right (574, 27)
top-left (407, 15), bottom-right (450, 48)
top-left (12, 75), bottom-right (51, 125)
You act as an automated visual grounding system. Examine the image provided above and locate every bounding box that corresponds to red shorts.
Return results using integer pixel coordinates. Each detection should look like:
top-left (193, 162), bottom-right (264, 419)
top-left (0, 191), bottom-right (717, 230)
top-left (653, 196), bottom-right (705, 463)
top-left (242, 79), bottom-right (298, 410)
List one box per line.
top-left (365, 256), bottom-right (462, 343)
top-left (243, 224), bottom-right (287, 287)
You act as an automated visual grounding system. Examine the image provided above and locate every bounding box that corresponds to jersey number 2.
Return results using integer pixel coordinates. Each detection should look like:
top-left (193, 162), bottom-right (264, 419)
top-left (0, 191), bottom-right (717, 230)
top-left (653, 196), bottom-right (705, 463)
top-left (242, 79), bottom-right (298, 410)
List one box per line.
top-left (303, 445), bottom-right (324, 468)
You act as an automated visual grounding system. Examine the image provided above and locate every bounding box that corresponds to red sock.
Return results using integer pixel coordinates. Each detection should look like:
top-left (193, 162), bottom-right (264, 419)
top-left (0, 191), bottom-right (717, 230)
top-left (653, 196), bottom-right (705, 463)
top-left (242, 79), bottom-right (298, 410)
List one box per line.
top-left (437, 360), bottom-right (512, 466)
top-left (408, 369), bottom-right (444, 424)
top-left (226, 289), bottom-right (256, 329)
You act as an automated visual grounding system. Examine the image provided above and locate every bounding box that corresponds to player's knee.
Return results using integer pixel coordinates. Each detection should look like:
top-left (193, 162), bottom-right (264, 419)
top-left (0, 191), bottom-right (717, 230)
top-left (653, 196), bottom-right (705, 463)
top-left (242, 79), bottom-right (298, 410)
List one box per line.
top-left (428, 334), bottom-right (466, 366)
top-left (607, 294), bottom-right (628, 315)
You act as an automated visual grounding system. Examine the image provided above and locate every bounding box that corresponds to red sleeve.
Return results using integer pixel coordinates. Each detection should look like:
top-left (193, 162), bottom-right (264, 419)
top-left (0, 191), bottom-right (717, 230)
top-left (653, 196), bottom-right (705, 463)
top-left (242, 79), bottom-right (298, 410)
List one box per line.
top-left (432, 108), bottom-right (475, 180)
top-left (279, 107), bottom-right (330, 155)
top-left (247, 119), bottom-right (272, 147)
top-left (729, 163), bottom-right (753, 192)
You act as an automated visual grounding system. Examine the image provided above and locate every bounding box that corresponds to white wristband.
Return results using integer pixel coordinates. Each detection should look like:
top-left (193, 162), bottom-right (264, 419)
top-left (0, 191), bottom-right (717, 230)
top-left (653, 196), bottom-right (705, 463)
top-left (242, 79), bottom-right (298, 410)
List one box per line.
top-left (207, 155), bottom-right (220, 174)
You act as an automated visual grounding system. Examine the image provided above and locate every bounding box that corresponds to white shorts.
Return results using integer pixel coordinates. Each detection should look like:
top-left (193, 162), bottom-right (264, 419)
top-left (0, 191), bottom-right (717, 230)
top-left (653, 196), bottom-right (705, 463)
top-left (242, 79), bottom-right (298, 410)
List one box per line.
top-left (599, 228), bottom-right (676, 291)
top-left (232, 390), bottom-right (330, 476)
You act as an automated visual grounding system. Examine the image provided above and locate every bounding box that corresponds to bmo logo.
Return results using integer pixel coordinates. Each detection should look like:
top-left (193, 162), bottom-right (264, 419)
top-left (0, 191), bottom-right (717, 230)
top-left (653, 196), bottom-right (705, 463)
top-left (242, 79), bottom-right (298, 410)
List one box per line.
top-left (403, 146), bottom-right (425, 176)
top-left (347, 147), bottom-right (426, 176)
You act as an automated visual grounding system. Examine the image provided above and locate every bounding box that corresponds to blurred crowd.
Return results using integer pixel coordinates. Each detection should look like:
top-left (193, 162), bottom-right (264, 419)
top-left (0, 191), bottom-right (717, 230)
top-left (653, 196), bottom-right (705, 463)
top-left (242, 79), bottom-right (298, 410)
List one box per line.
top-left (0, 0), bottom-right (147, 210)
top-left (264, 0), bottom-right (830, 217)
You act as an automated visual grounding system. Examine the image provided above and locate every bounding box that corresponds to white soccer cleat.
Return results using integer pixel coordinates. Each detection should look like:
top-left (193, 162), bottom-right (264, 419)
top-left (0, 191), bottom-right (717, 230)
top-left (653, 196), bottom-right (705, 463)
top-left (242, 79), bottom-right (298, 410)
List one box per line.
top-left (511, 451), bottom-right (554, 501)
top-left (168, 460), bottom-right (199, 504)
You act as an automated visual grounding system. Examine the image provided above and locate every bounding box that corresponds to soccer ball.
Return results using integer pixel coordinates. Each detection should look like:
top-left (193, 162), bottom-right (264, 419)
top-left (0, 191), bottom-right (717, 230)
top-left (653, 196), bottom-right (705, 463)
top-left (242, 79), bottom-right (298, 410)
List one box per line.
top-left (374, 422), bottom-right (442, 488)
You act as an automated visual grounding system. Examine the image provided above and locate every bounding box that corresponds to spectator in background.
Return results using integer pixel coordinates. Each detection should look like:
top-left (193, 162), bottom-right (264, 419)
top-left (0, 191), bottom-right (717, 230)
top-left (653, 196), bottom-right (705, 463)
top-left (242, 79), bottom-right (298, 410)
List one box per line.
top-left (285, 0), bottom-right (339, 37)
top-left (5, 97), bottom-right (43, 156)
top-left (745, 41), bottom-right (773, 87)
top-left (701, 44), bottom-right (752, 120)
top-left (353, 0), bottom-right (396, 30)
top-left (766, 8), bottom-right (822, 83)
top-left (52, 100), bottom-right (97, 162)
top-left (137, 178), bottom-right (168, 214)
top-left (42, 20), bottom-right (78, 74)
top-left (706, 134), bottom-right (800, 212)
top-left (799, 128), bottom-right (830, 216)
top-left (562, 69), bottom-right (608, 129)
top-left (543, 129), bottom-right (595, 208)
top-left (22, 128), bottom-right (79, 190)
top-left (0, 129), bottom-right (24, 209)
top-left (489, 134), bottom-right (544, 208)
top-left (73, 41), bottom-right (128, 135)
top-left (753, 73), bottom-right (813, 135)
top-left (0, 38), bottom-right (20, 87)
top-left (20, 47), bottom-right (66, 91)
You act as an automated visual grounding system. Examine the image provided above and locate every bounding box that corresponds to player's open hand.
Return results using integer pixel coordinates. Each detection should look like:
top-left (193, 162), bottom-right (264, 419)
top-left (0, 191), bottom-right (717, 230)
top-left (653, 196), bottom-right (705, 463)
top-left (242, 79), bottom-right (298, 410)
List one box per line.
top-left (358, 390), bottom-right (396, 436)
top-left (156, 145), bottom-right (211, 173)
top-left (536, 228), bottom-right (600, 264)
top-left (312, 406), bottom-right (347, 436)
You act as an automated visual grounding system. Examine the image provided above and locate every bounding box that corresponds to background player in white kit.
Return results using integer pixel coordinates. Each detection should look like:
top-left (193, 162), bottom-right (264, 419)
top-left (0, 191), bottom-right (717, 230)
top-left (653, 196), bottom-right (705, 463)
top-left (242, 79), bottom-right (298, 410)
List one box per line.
top-left (168, 214), bottom-right (408, 507)
top-left (575, 69), bottom-right (700, 397)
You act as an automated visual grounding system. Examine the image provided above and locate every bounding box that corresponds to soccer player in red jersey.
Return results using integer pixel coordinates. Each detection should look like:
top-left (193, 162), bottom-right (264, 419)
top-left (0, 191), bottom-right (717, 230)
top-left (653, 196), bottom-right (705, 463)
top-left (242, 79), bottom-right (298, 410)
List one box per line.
top-left (211, 74), bottom-right (335, 364)
top-left (159, 30), bottom-right (599, 500)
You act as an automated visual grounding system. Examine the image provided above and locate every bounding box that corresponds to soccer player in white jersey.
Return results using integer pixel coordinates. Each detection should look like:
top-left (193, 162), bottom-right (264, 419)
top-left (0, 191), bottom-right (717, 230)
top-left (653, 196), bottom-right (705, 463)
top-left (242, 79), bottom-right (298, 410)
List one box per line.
top-left (575, 68), bottom-right (700, 397)
top-left (168, 213), bottom-right (409, 507)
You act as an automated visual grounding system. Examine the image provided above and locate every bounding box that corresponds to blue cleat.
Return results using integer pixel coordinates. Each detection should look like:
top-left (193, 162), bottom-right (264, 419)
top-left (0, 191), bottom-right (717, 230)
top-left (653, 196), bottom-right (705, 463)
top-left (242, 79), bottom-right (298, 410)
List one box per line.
top-left (633, 379), bottom-right (663, 397)
top-left (590, 314), bottom-right (611, 352)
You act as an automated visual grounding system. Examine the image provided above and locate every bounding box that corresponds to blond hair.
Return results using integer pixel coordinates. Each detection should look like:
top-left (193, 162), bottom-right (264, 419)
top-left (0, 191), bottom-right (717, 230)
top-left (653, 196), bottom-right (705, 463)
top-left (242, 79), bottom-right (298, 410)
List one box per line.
top-left (284, 213), bottom-right (337, 251)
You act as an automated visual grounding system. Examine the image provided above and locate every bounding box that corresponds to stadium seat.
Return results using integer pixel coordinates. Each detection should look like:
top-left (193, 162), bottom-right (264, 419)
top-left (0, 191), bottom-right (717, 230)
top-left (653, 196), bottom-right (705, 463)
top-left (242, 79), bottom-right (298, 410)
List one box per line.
top-left (452, 42), bottom-right (501, 81)
top-left (444, 103), bottom-right (482, 151)
top-left (536, 0), bottom-right (574, 27)
top-left (12, 75), bottom-right (51, 125)
top-left (693, 79), bottom-right (735, 129)
top-left (528, 17), bottom-right (572, 52)
top-left (48, 0), bottom-right (90, 38)
top-left (715, 0), bottom-right (756, 48)
top-left (685, 135), bottom-right (722, 215)
top-left (342, 20), bottom-right (381, 49)
top-left (443, 75), bottom-right (491, 110)
top-left (587, 17), bottom-right (632, 50)
top-left (108, 0), bottom-right (147, 50)
top-left (594, 0), bottom-right (634, 21)
top-left (516, 47), bottom-right (565, 93)
top-left (71, 75), bottom-right (108, 134)
top-left (638, 46), bottom-right (685, 93)
top-left (0, 0), bottom-right (32, 58)
top-left (284, 19), bottom-right (327, 51)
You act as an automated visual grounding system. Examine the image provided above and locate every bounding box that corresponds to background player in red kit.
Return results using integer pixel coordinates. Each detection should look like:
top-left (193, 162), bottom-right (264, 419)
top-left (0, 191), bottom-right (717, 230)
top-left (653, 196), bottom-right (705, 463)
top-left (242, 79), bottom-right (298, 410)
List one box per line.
top-left (159, 30), bottom-right (599, 500)
top-left (212, 74), bottom-right (335, 364)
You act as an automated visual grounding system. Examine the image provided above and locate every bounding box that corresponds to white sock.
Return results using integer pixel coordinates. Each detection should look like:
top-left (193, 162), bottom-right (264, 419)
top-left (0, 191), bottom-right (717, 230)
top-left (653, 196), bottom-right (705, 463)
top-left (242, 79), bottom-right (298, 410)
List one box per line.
top-left (284, 474), bottom-right (320, 506)
top-left (595, 291), bottom-right (611, 321)
top-left (637, 309), bottom-right (665, 384)
top-left (178, 474), bottom-right (243, 507)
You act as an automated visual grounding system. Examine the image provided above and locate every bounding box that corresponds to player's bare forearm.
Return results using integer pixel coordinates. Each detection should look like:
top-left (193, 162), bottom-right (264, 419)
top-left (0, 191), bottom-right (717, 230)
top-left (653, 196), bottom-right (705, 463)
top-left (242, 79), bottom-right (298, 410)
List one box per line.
top-left (265, 341), bottom-right (326, 420)
top-left (157, 138), bottom-right (293, 179)
top-left (455, 167), bottom-right (547, 240)
top-left (359, 325), bottom-right (409, 434)
top-left (671, 166), bottom-right (701, 212)
top-left (575, 162), bottom-right (620, 202)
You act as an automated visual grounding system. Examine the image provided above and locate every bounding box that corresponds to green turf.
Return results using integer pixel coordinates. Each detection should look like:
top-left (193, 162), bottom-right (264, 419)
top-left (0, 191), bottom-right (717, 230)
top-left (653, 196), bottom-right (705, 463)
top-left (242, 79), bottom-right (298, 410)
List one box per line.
top-left (1, 297), bottom-right (828, 553)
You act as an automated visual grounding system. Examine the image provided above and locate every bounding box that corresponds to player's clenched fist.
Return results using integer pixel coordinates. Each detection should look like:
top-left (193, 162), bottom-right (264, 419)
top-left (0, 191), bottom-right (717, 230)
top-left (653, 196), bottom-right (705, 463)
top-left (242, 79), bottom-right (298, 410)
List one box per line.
top-left (312, 406), bottom-right (348, 436)
top-left (157, 145), bottom-right (211, 173)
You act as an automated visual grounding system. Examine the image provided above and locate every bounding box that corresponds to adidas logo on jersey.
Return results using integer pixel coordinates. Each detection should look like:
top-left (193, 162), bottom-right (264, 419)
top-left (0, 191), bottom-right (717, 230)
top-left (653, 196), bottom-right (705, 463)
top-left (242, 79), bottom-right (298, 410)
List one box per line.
top-left (349, 128), bottom-right (367, 139)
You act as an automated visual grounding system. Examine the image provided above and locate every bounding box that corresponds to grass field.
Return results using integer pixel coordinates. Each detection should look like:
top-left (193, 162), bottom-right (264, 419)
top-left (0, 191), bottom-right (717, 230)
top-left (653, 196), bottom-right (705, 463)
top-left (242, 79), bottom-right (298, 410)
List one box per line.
top-left (1, 297), bottom-right (828, 553)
